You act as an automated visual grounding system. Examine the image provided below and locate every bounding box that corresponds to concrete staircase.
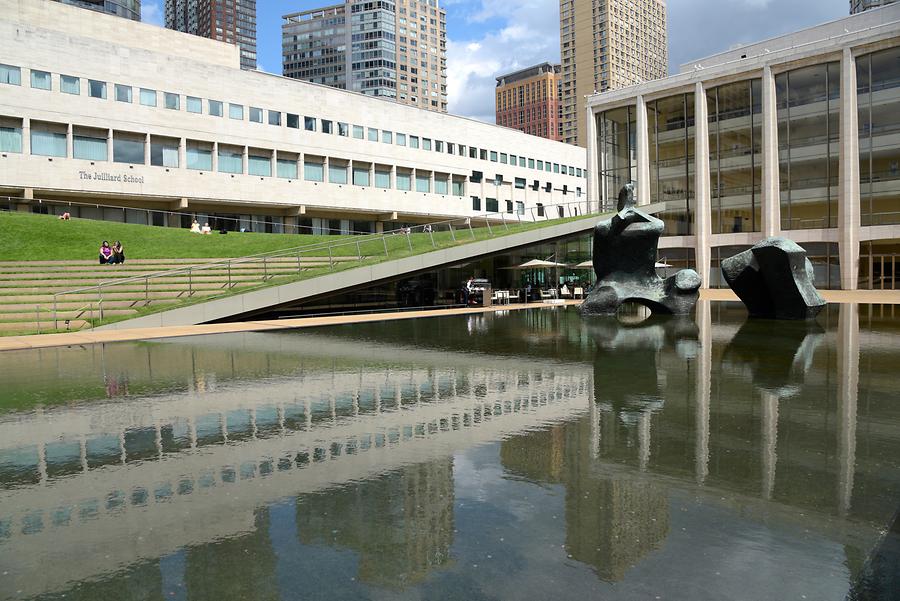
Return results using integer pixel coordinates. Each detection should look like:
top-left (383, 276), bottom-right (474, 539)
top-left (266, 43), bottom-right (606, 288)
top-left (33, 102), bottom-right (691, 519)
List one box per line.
top-left (0, 257), bottom-right (349, 335)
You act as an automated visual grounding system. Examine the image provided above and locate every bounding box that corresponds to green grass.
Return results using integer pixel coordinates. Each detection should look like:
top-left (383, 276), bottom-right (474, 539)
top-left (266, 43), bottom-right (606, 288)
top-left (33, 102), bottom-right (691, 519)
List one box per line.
top-left (0, 211), bottom-right (357, 261)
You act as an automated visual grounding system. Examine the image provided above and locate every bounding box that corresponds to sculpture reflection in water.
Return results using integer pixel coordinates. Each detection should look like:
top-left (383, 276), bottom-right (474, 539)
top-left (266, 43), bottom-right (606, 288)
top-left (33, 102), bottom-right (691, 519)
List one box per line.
top-left (580, 183), bottom-right (700, 316)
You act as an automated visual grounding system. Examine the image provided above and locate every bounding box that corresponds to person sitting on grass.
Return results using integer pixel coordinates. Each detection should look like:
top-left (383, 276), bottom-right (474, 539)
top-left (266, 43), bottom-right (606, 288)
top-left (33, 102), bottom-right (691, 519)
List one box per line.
top-left (190, 219), bottom-right (201, 233)
top-left (59, 211), bottom-right (71, 220)
top-left (201, 222), bottom-right (212, 234)
top-left (110, 240), bottom-right (125, 265)
top-left (99, 241), bottom-right (112, 265)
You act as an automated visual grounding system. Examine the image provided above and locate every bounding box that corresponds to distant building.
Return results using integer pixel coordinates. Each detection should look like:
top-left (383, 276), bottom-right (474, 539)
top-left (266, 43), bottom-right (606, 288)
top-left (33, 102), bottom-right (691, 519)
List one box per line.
top-left (495, 63), bottom-right (562, 141)
top-left (282, 0), bottom-right (448, 113)
top-left (559, 0), bottom-right (668, 147)
top-left (165, 0), bottom-right (257, 70)
top-left (851, 0), bottom-right (896, 12)
top-left (54, 0), bottom-right (140, 20)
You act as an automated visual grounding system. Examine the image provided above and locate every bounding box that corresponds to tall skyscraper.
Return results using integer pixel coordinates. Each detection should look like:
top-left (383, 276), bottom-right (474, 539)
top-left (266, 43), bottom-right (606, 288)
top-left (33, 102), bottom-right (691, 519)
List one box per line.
top-left (851, 0), bottom-right (896, 12)
top-left (283, 0), bottom-right (448, 113)
top-left (559, 0), bottom-right (668, 147)
top-left (165, 0), bottom-right (257, 70)
top-left (54, 0), bottom-right (140, 20)
top-left (495, 62), bottom-right (563, 141)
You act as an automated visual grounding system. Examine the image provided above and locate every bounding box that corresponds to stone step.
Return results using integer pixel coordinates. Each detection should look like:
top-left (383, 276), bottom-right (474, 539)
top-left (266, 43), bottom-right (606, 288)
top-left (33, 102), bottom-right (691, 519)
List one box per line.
top-left (0, 298), bottom-right (182, 312)
top-left (0, 308), bottom-right (138, 321)
top-left (0, 320), bottom-right (89, 333)
top-left (0, 281), bottom-right (256, 296)
top-left (0, 256), bottom-right (356, 268)
top-left (0, 262), bottom-right (333, 274)
top-left (0, 288), bottom-right (230, 304)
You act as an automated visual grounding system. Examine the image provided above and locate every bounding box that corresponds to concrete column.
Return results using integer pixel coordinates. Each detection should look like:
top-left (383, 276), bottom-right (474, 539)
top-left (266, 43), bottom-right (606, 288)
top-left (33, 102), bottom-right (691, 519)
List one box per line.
top-left (429, 170), bottom-right (435, 194)
top-left (761, 65), bottom-right (781, 238)
top-left (178, 137), bottom-right (186, 170)
top-left (211, 142), bottom-right (218, 172)
top-left (837, 303), bottom-right (859, 515)
top-left (585, 105), bottom-right (599, 213)
top-left (369, 162), bottom-right (376, 188)
top-left (144, 133), bottom-right (151, 166)
top-left (284, 215), bottom-right (297, 233)
top-left (241, 146), bottom-right (248, 175)
top-left (839, 48), bottom-right (861, 290)
top-left (390, 164), bottom-right (396, 189)
top-left (107, 128), bottom-right (113, 163)
top-left (22, 117), bottom-right (30, 155)
top-left (635, 95), bottom-right (651, 206)
top-left (695, 299), bottom-right (711, 485)
top-left (694, 81), bottom-right (712, 287)
top-left (66, 123), bottom-right (74, 159)
top-left (761, 390), bottom-right (778, 500)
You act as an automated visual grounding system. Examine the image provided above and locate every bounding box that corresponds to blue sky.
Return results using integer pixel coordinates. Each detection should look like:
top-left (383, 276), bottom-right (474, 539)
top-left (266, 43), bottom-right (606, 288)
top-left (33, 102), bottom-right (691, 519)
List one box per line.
top-left (142, 0), bottom-right (849, 123)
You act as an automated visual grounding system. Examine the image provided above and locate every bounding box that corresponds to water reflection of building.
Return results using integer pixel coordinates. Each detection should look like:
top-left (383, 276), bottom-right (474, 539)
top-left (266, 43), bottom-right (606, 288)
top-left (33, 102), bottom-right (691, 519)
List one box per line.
top-left (297, 459), bottom-right (454, 588)
top-left (0, 332), bottom-right (592, 600)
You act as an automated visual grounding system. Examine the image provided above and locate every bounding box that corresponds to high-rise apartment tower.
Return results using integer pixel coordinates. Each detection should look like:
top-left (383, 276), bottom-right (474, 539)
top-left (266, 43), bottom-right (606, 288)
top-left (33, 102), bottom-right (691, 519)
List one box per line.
top-left (851, 0), bottom-right (896, 12)
top-left (165, 0), bottom-right (257, 70)
top-left (495, 63), bottom-right (562, 141)
top-left (283, 0), bottom-right (448, 113)
top-left (53, 0), bottom-right (140, 20)
top-left (559, 0), bottom-right (668, 146)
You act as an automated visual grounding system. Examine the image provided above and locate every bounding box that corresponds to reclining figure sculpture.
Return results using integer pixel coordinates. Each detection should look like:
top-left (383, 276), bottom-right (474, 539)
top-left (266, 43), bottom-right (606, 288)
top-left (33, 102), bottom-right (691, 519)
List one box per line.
top-left (580, 183), bottom-right (701, 316)
top-left (721, 238), bottom-right (826, 320)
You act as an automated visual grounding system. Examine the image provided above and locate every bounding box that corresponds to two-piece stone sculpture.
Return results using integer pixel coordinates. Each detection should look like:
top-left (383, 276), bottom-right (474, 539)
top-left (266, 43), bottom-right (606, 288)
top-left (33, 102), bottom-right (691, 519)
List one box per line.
top-left (579, 183), bottom-right (701, 316)
top-left (580, 184), bottom-right (826, 321)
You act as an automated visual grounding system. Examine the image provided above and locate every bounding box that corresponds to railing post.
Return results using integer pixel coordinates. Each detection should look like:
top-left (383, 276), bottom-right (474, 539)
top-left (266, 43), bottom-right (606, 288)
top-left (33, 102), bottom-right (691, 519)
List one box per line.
top-left (356, 239), bottom-right (362, 261)
top-left (429, 228), bottom-right (435, 248)
top-left (53, 296), bottom-right (58, 330)
top-left (188, 267), bottom-right (193, 296)
top-left (228, 262), bottom-right (233, 288)
top-left (448, 223), bottom-right (456, 241)
top-left (382, 236), bottom-right (389, 256)
top-left (145, 277), bottom-right (149, 302)
top-left (485, 218), bottom-right (493, 236)
top-left (405, 230), bottom-right (413, 251)
top-left (468, 220), bottom-right (475, 239)
top-left (501, 212), bottom-right (509, 231)
top-left (328, 246), bottom-right (334, 269)
top-left (297, 249), bottom-right (303, 273)
top-left (263, 256), bottom-right (269, 280)
top-left (531, 207), bottom-right (536, 222)
top-left (36, 305), bottom-right (41, 334)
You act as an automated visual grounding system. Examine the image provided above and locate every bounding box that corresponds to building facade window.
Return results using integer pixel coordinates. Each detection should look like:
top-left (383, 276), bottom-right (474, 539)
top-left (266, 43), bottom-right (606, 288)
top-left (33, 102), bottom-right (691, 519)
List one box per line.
top-left (648, 93), bottom-right (694, 236)
top-left (353, 166), bottom-right (370, 186)
top-left (597, 106), bottom-right (636, 212)
top-left (0, 64), bottom-right (21, 85)
top-left (60, 75), bottom-right (80, 95)
top-left (115, 84), bottom-right (132, 103)
top-left (472, 196), bottom-right (481, 211)
top-left (186, 143), bottom-right (212, 170)
top-left (0, 125), bottom-right (23, 153)
top-left (89, 80), bottom-right (107, 99)
top-left (396, 171), bottom-right (412, 190)
top-left (230, 104), bottom-right (244, 120)
top-left (113, 133), bottom-right (144, 164)
top-left (277, 158), bottom-right (298, 179)
top-left (150, 138), bottom-right (179, 167)
top-left (776, 62), bottom-right (840, 230)
top-left (218, 147), bottom-right (243, 173)
top-left (286, 113), bottom-right (299, 128)
top-left (73, 135), bottom-right (108, 161)
top-left (304, 160), bottom-right (324, 181)
top-left (140, 88), bottom-right (156, 106)
top-left (31, 70), bottom-right (51, 90)
top-left (248, 154), bottom-right (271, 177)
top-left (186, 96), bottom-right (202, 113)
top-left (434, 178), bottom-right (448, 194)
top-left (268, 111), bottom-right (281, 126)
top-left (708, 79), bottom-right (762, 234)
top-left (486, 198), bottom-right (498, 212)
top-left (31, 128), bottom-right (66, 157)
top-left (329, 163), bottom-right (348, 184)
top-left (209, 100), bottom-right (223, 117)
top-left (304, 116), bottom-right (316, 131)
top-left (163, 92), bottom-right (179, 110)
top-left (382, 130), bottom-right (393, 144)
top-left (250, 107), bottom-right (263, 123)
top-left (375, 169), bottom-right (391, 188)
top-left (858, 47), bottom-right (900, 227)
top-left (415, 173), bottom-right (430, 192)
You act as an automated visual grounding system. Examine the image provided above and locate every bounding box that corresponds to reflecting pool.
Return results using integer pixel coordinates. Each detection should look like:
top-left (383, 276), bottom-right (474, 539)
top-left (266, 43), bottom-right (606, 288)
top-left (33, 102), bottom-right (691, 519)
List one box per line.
top-left (0, 302), bottom-right (899, 600)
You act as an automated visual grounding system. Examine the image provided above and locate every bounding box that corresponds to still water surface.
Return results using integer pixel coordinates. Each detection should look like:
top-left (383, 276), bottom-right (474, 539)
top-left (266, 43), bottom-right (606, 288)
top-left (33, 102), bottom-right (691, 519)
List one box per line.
top-left (0, 303), bottom-right (898, 600)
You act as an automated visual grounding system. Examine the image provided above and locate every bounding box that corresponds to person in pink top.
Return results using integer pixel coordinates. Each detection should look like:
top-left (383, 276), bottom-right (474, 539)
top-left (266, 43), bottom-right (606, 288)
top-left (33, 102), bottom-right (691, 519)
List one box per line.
top-left (98, 241), bottom-right (113, 265)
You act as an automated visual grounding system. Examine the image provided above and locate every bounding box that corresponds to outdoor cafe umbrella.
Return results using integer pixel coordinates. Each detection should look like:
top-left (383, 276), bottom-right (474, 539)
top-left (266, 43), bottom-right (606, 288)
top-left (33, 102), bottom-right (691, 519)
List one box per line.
top-left (572, 259), bottom-right (671, 269)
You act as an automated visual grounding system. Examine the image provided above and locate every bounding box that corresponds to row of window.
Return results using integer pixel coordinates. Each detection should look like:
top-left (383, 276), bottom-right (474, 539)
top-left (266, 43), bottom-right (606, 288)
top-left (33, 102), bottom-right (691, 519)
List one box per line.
top-left (0, 63), bottom-right (586, 180)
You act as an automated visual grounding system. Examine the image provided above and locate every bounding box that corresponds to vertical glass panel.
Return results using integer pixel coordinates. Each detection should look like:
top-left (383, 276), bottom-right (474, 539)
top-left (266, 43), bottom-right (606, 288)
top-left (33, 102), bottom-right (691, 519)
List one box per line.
top-left (89, 80), bottom-right (107, 99)
top-left (382, 130), bottom-right (393, 144)
top-left (209, 100), bottom-right (223, 117)
top-left (150, 139), bottom-right (179, 167)
top-left (60, 75), bottom-right (80, 95)
top-left (304, 160), bottom-right (324, 181)
top-left (777, 63), bottom-right (838, 230)
top-left (396, 172), bottom-right (412, 190)
top-left (268, 111), bottom-right (281, 126)
top-left (304, 116), bottom-right (316, 131)
top-left (229, 103), bottom-right (244, 120)
top-left (30, 70), bottom-right (51, 90)
top-left (415, 174), bottom-right (430, 193)
top-left (396, 133), bottom-right (406, 146)
top-left (74, 135), bottom-right (108, 161)
top-left (249, 107), bottom-right (263, 123)
top-left (708, 80), bottom-right (761, 234)
top-left (248, 155), bottom-right (271, 176)
top-left (410, 136), bottom-right (419, 149)
top-left (860, 47), bottom-right (900, 226)
top-left (217, 148), bottom-right (243, 173)
top-left (423, 138), bottom-right (432, 151)
top-left (368, 128), bottom-right (378, 142)
top-left (353, 167), bottom-right (370, 186)
top-left (353, 125), bottom-right (364, 139)
top-left (650, 93), bottom-right (693, 235)
top-left (329, 164), bottom-right (348, 184)
top-left (0, 64), bottom-right (21, 85)
top-left (186, 96), bottom-right (202, 113)
top-left (286, 113), bottom-right (299, 128)
top-left (139, 88), bottom-right (156, 106)
top-left (598, 106), bottom-right (635, 212)
top-left (374, 169), bottom-right (391, 188)
top-left (321, 120), bottom-right (333, 134)
top-left (336, 123), bottom-right (347, 136)
top-left (186, 145), bottom-right (212, 170)
top-left (31, 130), bottom-right (67, 157)
top-left (452, 179), bottom-right (464, 196)
top-left (277, 158), bottom-right (298, 179)
top-left (113, 135), bottom-right (144, 164)
top-left (435, 178), bottom-right (448, 194)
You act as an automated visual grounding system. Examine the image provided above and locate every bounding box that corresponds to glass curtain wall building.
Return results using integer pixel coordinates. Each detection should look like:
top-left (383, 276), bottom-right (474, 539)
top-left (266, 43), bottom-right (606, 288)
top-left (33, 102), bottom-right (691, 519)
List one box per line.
top-left (54, 0), bottom-right (141, 21)
top-left (586, 5), bottom-right (900, 291)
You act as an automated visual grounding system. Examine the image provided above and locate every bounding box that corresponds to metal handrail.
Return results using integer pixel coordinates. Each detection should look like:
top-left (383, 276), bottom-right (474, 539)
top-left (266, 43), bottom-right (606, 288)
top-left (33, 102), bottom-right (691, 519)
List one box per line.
top-left (49, 199), bottom-right (598, 328)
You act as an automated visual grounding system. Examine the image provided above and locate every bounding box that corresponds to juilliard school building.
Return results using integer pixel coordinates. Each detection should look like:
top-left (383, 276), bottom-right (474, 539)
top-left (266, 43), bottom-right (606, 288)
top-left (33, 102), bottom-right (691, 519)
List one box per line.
top-left (586, 4), bottom-right (900, 290)
top-left (0, 0), bottom-right (586, 235)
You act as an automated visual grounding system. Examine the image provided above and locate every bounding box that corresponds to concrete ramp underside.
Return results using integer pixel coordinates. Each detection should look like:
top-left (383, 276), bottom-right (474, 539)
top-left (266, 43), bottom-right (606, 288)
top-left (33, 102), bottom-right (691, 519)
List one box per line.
top-left (96, 217), bottom-right (601, 330)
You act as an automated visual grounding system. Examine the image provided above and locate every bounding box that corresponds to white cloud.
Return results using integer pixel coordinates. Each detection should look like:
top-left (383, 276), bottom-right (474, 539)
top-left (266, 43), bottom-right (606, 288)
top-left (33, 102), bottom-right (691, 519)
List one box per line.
top-left (142, 0), bottom-right (163, 26)
top-left (446, 0), bottom-right (560, 123)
